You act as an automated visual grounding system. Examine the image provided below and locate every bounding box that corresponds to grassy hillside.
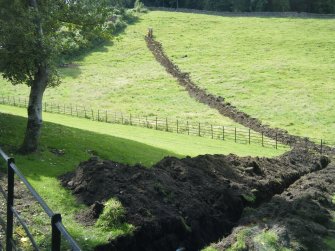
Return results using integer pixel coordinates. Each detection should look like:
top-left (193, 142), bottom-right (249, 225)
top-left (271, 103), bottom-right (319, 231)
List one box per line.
top-left (0, 15), bottom-right (245, 129)
top-left (0, 106), bottom-right (285, 249)
top-left (144, 11), bottom-right (335, 141)
top-left (2, 12), bottom-right (333, 141)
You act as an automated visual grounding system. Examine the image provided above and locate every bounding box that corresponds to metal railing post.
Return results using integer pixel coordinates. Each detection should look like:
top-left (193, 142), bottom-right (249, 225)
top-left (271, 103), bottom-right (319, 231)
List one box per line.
top-left (6, 157), bottom-right (15, 251)
top-left (51, 214), bottom-right (62, 251)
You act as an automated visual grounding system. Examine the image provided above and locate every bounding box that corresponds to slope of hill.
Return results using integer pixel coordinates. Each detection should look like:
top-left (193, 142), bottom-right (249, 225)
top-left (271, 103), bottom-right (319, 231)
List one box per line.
top-left (145, 11), bottom-right (335, 141)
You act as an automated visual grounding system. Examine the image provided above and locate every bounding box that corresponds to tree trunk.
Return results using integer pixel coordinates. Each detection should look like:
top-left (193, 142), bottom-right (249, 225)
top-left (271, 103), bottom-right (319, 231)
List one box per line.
top-left (19, 66), bottom-right (48, 154)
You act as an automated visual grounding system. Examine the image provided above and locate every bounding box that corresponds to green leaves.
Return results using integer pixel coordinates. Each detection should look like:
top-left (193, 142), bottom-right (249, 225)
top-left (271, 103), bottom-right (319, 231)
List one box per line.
top-left (0, 0), bottom-right (115, 87)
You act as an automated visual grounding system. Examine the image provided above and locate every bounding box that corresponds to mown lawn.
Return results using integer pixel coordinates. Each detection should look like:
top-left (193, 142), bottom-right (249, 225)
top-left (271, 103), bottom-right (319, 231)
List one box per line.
top-left (144, 11), bottom-right (335, 141)
top-left (0, 105), bottom-right (286, 250)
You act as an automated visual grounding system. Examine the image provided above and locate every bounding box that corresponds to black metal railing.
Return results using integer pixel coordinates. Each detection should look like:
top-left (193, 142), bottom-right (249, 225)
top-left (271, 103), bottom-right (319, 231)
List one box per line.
top-left (0, 147), bottom-right (81, 251)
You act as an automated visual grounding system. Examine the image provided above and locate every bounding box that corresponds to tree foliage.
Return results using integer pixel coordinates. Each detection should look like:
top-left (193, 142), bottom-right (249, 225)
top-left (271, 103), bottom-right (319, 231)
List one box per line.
top-left (139, 0), bottom-right (335, 13)
top-left (0, 0), bottom-right (124, 88)
top-left (0, 0), bottom-right (136, 153)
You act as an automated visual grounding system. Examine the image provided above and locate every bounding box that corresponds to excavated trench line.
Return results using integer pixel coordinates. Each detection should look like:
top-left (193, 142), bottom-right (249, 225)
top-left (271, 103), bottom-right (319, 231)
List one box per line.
top-left (62, 151), bottom-right (331, 251)
top-left (145, 36), bottom-right (334, 154)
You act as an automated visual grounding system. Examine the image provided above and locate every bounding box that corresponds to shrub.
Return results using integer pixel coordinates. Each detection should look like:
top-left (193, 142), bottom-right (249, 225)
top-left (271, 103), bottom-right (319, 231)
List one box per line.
top-left (134, 0), bottom-right (148, 13)
top-left (96, 198), bottom-right (126, 230)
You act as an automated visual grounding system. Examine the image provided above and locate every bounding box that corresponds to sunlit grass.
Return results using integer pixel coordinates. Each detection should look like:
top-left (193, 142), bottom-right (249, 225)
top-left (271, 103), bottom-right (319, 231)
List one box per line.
top-left (145, 11), bottom-right (335, 141)
top-left (0, 105), bottom-right (286, 250)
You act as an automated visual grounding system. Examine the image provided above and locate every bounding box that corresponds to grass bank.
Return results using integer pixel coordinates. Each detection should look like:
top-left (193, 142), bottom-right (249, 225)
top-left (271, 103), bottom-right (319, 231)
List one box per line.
top-left (0, 105), bottom-right (286, 249)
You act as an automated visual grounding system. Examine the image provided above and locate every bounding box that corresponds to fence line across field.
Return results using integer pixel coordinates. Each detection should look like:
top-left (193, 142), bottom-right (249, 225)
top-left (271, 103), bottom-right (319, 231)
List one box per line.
top-left (2, 95), bottom-right (333, 150)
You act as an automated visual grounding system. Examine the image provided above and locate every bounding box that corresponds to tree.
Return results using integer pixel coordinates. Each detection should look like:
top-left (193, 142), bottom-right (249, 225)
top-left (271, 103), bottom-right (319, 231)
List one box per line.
top-left (0, 0), bottom-right (113, 153)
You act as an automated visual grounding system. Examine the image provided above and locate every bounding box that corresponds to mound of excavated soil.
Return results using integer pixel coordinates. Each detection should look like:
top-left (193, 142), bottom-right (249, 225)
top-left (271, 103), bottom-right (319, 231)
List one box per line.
top-left (213, 163), bottom-right (335, 251)
top-left (60, 149), bottom-right (329, 251)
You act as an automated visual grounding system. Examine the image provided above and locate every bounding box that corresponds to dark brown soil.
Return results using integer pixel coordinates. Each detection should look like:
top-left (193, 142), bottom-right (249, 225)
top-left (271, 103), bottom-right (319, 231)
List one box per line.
top-left (60, 150), bottom-right (330, 251)
top-left (145, 36), bottom-right (334, 155)
top-left (213, 162), bottom-right (335, 251)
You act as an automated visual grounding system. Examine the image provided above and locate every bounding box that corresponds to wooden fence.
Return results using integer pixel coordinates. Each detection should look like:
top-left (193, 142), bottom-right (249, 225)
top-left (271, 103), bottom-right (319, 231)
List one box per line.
top-left (2, 95), bottom-right (331, 150)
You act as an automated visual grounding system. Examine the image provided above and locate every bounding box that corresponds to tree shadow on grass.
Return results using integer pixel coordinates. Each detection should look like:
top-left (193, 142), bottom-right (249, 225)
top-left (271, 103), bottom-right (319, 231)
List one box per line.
top-left (0, 112), bottom-right (181, 250)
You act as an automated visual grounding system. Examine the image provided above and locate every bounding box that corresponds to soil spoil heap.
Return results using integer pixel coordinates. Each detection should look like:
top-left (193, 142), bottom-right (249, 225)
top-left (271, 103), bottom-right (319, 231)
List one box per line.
top-left (60, 150), bottom-right (329, 251)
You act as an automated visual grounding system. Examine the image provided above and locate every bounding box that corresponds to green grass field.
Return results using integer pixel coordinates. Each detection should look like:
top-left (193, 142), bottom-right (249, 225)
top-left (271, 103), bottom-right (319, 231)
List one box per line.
top-left (0, 105), bottom-right (285, 249)
top-left (0, 9), bottom-right (332, 249)
top-left (144, 11), bottom-right (335, 141)
top-left (2, 11), bottom-right (334, 141)
top-left (0, 14), bottom-right (244, 129)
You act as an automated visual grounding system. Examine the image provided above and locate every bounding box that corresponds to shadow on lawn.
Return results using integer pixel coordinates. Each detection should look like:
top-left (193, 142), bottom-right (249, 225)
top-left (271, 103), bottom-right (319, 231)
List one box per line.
top-left (0, 112), bottom-right (180, 250)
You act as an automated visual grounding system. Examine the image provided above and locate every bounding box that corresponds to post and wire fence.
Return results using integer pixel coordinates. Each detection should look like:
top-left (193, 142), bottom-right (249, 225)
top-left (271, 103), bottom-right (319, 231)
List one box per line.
top-left (0, 147), bottom-right (81, 251)
top-left (1, 95), bottom-right (334, 150)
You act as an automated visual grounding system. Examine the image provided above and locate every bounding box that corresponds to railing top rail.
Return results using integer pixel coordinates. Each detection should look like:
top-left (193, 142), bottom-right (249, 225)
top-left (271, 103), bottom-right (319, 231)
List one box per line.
top-left (0, 148), bottom-right (10, 162)
top-left (9, 161), bottom-right (54, 217)
top-left (0, 146), bottom-right (82, 251)
top-left (55, 222), bottom-right (81, 251)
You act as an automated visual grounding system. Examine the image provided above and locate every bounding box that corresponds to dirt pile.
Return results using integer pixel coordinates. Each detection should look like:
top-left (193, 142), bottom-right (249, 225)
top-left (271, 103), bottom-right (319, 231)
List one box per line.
top-left (60, 150), bottom-right (329, 251)
top-left (145, 36), bottom-right (334, 155)
top-left (213, 163), bottom-right (335, 251)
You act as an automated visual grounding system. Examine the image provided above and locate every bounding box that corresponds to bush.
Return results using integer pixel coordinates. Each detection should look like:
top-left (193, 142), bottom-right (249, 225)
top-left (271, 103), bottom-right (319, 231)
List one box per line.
top-left (95, 198), bottom-right (126, 230)
top-left (272, 0), bottom-right (290, 11)
top-left (134, 0), bottom-right (148, 13)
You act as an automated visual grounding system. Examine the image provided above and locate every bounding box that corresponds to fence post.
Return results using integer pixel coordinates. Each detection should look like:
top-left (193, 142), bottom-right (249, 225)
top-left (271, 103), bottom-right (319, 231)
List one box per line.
top-left (235, 127), bottom-right (237, 143)
top-left (222, 126), bottom-right (225, 140)
top-left (76, 106), bottom-right (78, 117)
top-left (276, 133), bottom-right (278, 149)
top-left (156, 117), bottom-right (158, 130)
top-left (84, 108), bottom-right (87, 118)
top-left (166, 118), bottom-right (168, 131)
top-left (187, 121), bottom-right (189, 135)
top-left (6, 157), bottom-right (15, 251)
top-left (98, 110), bottom-right (100, 121)
top-left (198, 123), bottom-right (201, 137)
top-left (25, 98), bottom-right (27, 107)
top-left (262, 132), bottom-right (264, 147)
top-left (177, 120), bottom-right (179, 133)
top-left (321, 139), bottom-right (323, 154)
top-left (13, 97), bottom-right (16, 106)
top-left (106, 111), bottom-right (108, 123)
top-left (58, 105), bottom-right (60, 114)
top-left (63, 105), bottom-right (65, 114)
top-left (51, 213), bottom-right (62, 251)
top-left (45, 102), bottom-right (47, 112)
top-left (91, 109), bottom-right (94, 120)
top-left (146, 117), bottom-right (149, 128)
top-left (121, 113), bottom-right (124, 124)
top-left (249, 129), bottom-right (251, 144)
top-left (70, 104), bottom-right (73, 116)
top-left (211, 125), bottom-right (213, 139)
top-left (129, 114), bottom-right (132, 125)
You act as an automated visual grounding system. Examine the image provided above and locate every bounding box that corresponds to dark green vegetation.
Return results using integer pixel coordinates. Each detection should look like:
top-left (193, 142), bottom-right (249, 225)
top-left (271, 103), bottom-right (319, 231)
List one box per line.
top-left (143, 0), bottom-right (335, 14)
